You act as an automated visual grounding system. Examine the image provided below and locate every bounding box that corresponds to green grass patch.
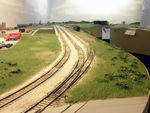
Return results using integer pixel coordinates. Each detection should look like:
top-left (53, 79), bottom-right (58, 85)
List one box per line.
top-left (0, 33), bottom-right (60, 95)
top-left (65, 30), bottom-right (150, 103)
top-left (68, 23), bottom-right (96, 28)
top-left (110, 24), bottom-right (140, 29)
top-left (68, 23), bottom-right (108, 37)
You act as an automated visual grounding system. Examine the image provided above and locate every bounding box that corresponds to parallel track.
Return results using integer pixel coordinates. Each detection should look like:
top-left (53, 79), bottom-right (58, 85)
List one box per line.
top-left (23, 26), bottom-right (94, 113)
top-left (0, 29), bottom-right (71, 110)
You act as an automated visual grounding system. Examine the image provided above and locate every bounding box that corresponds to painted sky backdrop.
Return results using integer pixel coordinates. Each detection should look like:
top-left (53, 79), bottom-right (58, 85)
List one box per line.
top-left (0, 0), bottom-right (144, 27)
top-left (0, 0), bottom-right (51, 27)
top-left (51, 0), bottom-right (142, 24)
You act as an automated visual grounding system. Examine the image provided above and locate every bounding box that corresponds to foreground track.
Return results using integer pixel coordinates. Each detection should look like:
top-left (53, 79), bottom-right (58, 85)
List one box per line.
top-left (0, 26), bottom-right (94, 113)
top-left (0, 28), bottom-right (71, 111)
top-left (23, 26), bottom-right (94, 113)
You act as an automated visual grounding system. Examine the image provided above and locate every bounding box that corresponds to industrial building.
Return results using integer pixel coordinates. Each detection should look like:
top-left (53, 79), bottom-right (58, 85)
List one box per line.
top-left (110, 28), bottom-right (150, 56)
top-left (0, 22), bottom-right (6, 29)
top-left (93, 21), bottom-right (108, 25)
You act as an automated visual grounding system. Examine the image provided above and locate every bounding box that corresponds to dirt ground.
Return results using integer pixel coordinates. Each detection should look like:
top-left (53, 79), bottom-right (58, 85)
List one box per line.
top-left (37, 29), bottom-right (55, 34)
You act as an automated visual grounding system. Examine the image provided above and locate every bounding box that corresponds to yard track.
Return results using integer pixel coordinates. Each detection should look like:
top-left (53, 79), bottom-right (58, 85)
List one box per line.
top-left (23, 26), bottom-right (94, 113)
top-left (0, 28), bottom-right (71, 110)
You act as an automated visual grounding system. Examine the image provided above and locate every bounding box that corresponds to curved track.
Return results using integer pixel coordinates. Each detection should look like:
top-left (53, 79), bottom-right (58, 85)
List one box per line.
top-left (23, 26), bottom-right (94, 113)
top-left (0, 28), bottom-right (71, 110)
top-left (0, 26), bottom-right (94, 113)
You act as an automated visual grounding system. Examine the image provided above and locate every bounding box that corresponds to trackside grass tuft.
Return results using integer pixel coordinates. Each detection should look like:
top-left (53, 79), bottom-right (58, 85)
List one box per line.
top-left (65, 29), bottom-right (150, 103)
top-left (0, 33), bottom-right (60, 95)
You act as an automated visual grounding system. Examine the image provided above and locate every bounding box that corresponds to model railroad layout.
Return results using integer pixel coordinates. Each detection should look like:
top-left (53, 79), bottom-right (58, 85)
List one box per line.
top-left (0, 26), bottom-right (94, 113)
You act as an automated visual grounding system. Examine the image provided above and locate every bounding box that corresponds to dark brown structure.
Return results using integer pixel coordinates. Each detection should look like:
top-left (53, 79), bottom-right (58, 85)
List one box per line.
top-left (110, 27), bottom-right (150, 56)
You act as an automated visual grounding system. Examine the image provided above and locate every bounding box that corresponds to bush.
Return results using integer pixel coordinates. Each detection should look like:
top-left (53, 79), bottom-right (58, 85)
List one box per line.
top-left (119, 66), bottom-right (128, 72)
top-left (8, 62), bottom-right (18, 66)
top-left (111, 57), bottom-right (117, 61)
top-left (116, 80), bottom-right (130, 89)
top-left (118, 52), bottom-right (129, 63)
top-left (10, 69), bottom-right (22, 74)
top-left (104, 65), bottom-right (147, 89)
top-left (104, 73), bottom-right (115, 81)
top-left (115, 73), bottom-right (127, 79)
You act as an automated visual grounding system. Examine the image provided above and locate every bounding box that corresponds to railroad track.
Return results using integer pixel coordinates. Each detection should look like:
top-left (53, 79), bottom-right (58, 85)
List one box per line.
top-left (23, 26), bottom-right (94, 113)
top-left (0, 28), bottom-right (71, 110)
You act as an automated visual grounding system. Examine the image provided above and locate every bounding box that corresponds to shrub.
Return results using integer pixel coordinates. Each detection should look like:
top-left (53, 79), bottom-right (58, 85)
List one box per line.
top-left (104, 73), bottom-right (115, 81)
top-left (118, 52), bottom-right (129, 63)
top-left (116, 80), bottom-right (130, 89)
top-left (119, 66), bottom-right (128, 72)
top-left (8, 62), bottom-right (18, 66)
top-left (115, 73), bottom-right (127, 79)
top-left (10, 69), bottom-right (22, 74)
top-left (111, 57), bottom-right (117, 61)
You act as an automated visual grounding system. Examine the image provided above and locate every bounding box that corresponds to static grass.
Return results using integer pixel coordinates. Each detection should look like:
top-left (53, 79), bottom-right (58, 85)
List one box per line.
top-left (69, 23), bottom-right (107, 37)
top-left (65, 30), bottom-right (150, 103)
top-left (110, 24), bottom-right (140, 29)
top-left (0, 33), bottom-right (60, 95)
top-left (68, 23), bottom-right (96, 28)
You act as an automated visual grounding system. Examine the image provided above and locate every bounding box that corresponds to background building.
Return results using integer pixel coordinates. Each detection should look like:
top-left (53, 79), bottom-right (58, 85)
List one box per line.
top-left (0, 22), bottom-right (6, 29)
top-left (110, 28), bottom-right (150, 56)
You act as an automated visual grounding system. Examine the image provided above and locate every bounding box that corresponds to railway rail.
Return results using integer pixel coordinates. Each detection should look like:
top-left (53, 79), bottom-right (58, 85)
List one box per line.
top-left (0, 28), bottom-right (71, 110)
top-left (0, 26), bottom-right (94, 113)
top-left (23, 26), bottom-right (94, 113)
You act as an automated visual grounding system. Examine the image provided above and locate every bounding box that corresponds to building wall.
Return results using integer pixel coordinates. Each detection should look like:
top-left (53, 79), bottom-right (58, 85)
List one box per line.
top-left (0, 22), bottom-right (6, 29)
top-left (2, 22), bottom-right (6, 29)
top-left (110, 27), bottom-right (150, 56)
top-left (0, 25), bottom-right (2, 29)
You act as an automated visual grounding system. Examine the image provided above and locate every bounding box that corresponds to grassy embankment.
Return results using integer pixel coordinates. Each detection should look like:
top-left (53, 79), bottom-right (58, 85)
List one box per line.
top-left (110, 24), bottom-right (140, 29)
top-left (65, 24), bottom-right (150, 103)
top-left (0, 33), bottom-right (60, 95)
top-left (69, 23), bottom-right (105, 38)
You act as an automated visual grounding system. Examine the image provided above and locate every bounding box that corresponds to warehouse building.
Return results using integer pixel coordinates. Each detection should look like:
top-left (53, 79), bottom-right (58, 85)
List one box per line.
top-left (93, 21), bottom-right (108, 25)
top-left (0, 22), bottom-right (6, 29)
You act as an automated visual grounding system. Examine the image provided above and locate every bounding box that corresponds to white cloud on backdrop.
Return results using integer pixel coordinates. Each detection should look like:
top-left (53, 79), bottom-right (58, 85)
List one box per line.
top-left (0, 0), bottom-right (143, 26)
top-left (51, 0), bottom-right (143, 24)
top-left (0, 0), bottom-right (51, 27)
